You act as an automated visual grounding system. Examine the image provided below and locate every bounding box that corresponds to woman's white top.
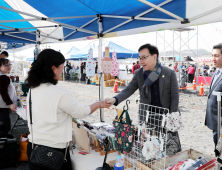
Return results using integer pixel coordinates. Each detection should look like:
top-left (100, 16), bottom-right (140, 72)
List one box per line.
top-left (27, 83), bottom-right (91, 148)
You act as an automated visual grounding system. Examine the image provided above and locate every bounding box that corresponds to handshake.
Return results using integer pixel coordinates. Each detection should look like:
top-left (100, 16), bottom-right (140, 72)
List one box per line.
top-left (99, 98), bottom-right (116, 109)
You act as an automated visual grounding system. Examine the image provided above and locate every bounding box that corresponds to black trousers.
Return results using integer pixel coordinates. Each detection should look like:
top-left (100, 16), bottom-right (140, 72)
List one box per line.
top-left (213, 130), bottom-right (218, 147)
top-left (188, 74), bottom-right (194, 83)
top-left (27, 142), bottom-right (72, 170)
top-left (81, 73), bottom-right (86, 81)
top-left (0, 108), bottom-right (11, 138)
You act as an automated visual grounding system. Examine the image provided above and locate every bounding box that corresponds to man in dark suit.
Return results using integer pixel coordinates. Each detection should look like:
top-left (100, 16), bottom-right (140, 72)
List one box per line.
top-left (205, 43), bottom-right (222, 147)
top-left (105, 43), bottom-right (179, 114)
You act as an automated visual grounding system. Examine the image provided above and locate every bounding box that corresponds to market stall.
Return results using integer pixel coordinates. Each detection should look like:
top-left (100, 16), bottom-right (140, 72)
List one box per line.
top-left (1, 0), bottom-right (222, 168)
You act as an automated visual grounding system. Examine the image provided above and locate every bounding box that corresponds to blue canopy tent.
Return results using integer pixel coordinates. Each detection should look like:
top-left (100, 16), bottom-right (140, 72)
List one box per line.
top-left (67, 41), bottom-right (139, 60)
top-left (64, 46), bottom-right (80, 60)
top-left (107, 41), bottom-right (139, 59)
top-left (1, 0), bottom-right (222, 121)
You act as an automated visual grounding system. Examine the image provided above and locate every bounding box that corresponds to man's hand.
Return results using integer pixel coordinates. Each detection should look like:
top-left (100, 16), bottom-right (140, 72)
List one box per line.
top-left (105, 98), bottom-right (116, 105)
top-left (10, 104), bottom-right (17, 112)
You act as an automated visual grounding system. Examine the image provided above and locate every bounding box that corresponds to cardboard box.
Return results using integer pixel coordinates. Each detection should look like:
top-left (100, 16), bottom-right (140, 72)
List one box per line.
top-left (118, 79), bottom-right (125, 86)
top-left (104, 81), bottom-right (109, 87)
top-left (111, 76), bottom-right (115, 79)
top-left (104, 73), bottom-right (111, 80)
top-left (137, 149), bottom-right (203, 170)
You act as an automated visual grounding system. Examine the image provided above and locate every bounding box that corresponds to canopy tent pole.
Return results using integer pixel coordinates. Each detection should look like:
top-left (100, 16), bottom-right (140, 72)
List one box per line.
top-left (196, 26), bottom-right (199, 85)
top-left (98, 37), bottom-right (104, 122)
top-left (79, 59), bottom-right (80, 84)
top-left (97, 14), bottom-right (104, 122)
top-left (13, 47), bottom-right (16, 76)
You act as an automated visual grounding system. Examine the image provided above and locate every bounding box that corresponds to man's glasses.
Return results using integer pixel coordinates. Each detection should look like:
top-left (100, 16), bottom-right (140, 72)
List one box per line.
top-left (138, 55), bottom-right (151, 61)
top-left (3, 64), bottom-right (12, 67)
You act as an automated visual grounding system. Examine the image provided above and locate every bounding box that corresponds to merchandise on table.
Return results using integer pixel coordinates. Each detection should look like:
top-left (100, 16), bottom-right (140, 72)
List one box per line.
top-left (164, 157), bottom-right (208, 170)
top-left (75, 119), bottom-right (117, 154)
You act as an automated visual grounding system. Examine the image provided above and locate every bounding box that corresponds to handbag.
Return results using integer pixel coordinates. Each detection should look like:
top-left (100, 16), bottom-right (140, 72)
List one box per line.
top-left (165, 111), bottom-right (182, 156)
top-left (114, 109), bottom-right (134, 154)
top-left (165, 131), bottom-right (182, 156)
top-left (28, 89), bottom-right (68, 170)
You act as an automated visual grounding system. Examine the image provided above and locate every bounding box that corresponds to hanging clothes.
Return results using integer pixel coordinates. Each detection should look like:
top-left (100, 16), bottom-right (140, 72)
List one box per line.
top-left (111, 51), bottom-right (120, 76)
top-left (86, 48), bottom-right (95, 77)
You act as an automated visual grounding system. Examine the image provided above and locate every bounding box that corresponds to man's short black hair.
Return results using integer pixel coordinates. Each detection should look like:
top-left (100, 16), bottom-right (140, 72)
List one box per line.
top-left (138, 44), bottom-right (159, 59)
top-left (1, 51), bottom-right (8, 57)
top-left (213, 43), bottom-right (222, 54)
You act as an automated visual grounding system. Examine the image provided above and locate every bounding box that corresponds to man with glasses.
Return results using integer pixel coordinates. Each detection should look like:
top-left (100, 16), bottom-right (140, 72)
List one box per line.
top-left (105, 43), bottom-right (179, 114)
top-left (0, 51), bottom-right (9, 59)
top-left (106, 44), bottom-right (180, 156)
top-left (205, 43), bottom-right (222, 149)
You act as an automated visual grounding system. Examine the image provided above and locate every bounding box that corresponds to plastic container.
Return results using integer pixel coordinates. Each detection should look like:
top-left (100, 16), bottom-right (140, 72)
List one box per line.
top-left (114, 155), bottom-right (124, 170)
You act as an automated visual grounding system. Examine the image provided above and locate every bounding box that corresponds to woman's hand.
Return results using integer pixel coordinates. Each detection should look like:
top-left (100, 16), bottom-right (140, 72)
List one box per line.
top-left (10, 104), bottom-right (17, 112)
top-left (98, 101), bottom-right (112, 109)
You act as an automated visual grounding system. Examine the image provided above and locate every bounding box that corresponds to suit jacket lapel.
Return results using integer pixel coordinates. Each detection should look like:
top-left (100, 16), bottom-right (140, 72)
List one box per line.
top-left (209, 73), bottom-right (216, 90)
top-left (209, 74), bottom-right (222, 96)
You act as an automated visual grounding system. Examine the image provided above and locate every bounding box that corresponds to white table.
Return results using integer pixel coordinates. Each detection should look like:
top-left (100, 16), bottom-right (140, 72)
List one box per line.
top-left (70, 145), bottom-right (118, 170)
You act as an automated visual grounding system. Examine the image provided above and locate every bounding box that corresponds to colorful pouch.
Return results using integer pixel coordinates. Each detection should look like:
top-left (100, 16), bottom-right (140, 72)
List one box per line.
top-left (114, 110), bottom-right (134, 154)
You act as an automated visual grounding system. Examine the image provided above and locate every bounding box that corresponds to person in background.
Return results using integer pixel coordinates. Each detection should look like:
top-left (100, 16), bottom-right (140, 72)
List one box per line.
top-left (168, 64), bottom-right (174, 71)
top-left (187, 64), bottom-right (195, 83)
top-left (203, 63), bottom-right (207, 70)
top-left (132, 62), bottom-right (135, 74)
top-left (174, 63), bottom-right (179, 72)
top-left (193, 63), bottom-right (197, 72)
top-left (72, 64), bottom-right (75, 70)
top-left (0, 58), bottom-right (17, 138)
top-left (0, 51), bottom-right (9, 59)
top-left (80, 62), bottom-right (86, 81)
top-left (134, 61), bottom-right (140, 71)
top-left (25, 49), bottom-right (111, 170)
top-left (126, 65), bottom-right (128, 73)
top-left (65, 61), bottom-right (71, 79)
top-left (205, 43), bottom-right (222, 150)
top-left (180, 63), bottom-right (184, 70)
top-left (203, 69), bottom-right (209, 76)
top-left (95, 62), bottom-right (98, 73)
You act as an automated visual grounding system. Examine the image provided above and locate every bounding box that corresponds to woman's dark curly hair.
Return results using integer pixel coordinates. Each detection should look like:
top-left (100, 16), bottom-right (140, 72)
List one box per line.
top-left (25, 49), bottom-right (65, 88)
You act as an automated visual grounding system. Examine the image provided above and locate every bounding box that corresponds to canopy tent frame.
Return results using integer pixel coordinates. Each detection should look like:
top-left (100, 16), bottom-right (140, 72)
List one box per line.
top-left (103, 0), bottom-right (176, 34)
top-left (0, 0), bottom-right (191, 44)
top-left (40, 27), bottom-right (60, 43)
top-left (0, 23), bottom-right (62, 41)
top-left (63, 18), bottom-right (98, 40)
top-left (0, 0), bottom-right (221, 44)
top-left (0, 5), bottom-right (98, 35)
